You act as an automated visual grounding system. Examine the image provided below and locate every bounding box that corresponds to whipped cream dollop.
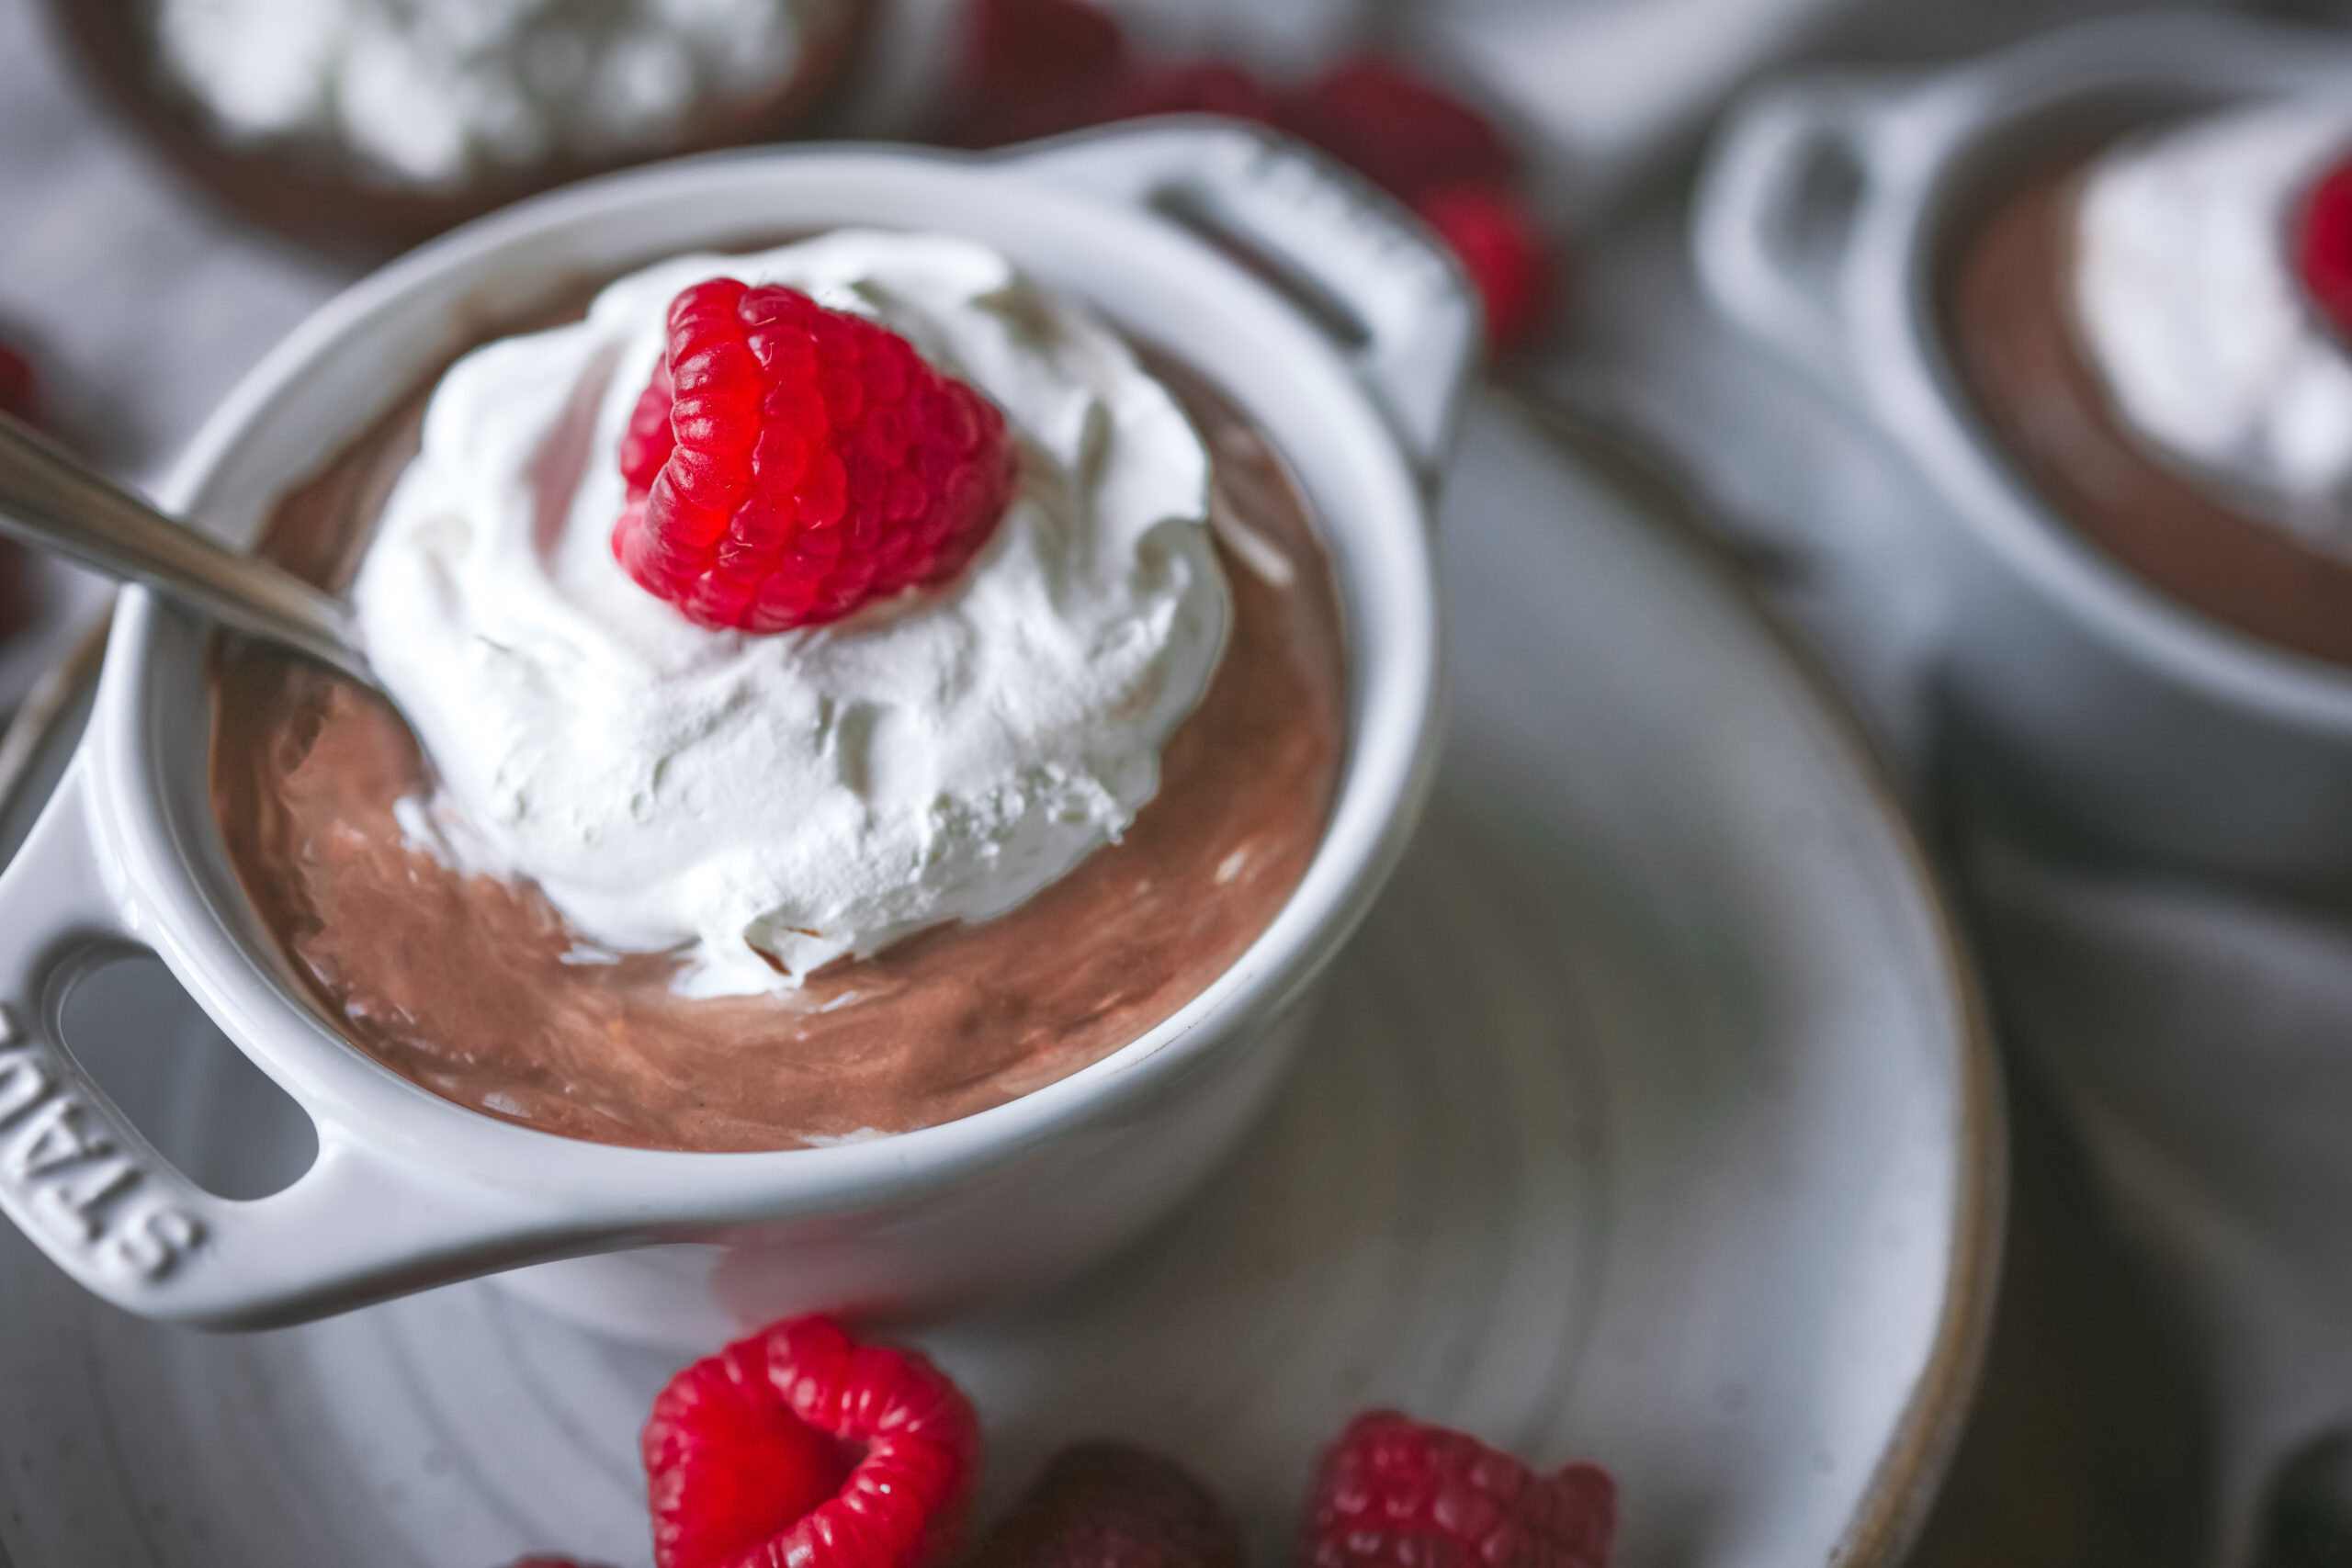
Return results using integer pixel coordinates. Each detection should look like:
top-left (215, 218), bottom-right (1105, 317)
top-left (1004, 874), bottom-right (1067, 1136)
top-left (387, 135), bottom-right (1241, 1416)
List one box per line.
top-left (352, 231), bottom-right (1229, 993)
top-left (2071, 96), bottom-right (2352, 547)
top-left (154, 0), bottom-right (825, 187)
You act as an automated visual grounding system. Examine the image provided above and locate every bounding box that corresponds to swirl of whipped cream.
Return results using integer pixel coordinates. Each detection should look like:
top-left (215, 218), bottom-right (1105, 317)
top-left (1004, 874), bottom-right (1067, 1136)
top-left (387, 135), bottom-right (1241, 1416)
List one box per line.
top-left (2071, 97), bottom-right (2352, 546)
top-left (352, 231), bottom-right (1230, 994)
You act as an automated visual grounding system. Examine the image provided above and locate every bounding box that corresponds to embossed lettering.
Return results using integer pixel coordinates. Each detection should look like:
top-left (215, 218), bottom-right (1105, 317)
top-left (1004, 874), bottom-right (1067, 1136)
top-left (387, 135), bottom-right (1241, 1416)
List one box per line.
top-left (0, 1045), bottom-right (49, 1124)
top-left (30, 1156), bottom-right (140, 1240)
top-left (3, 1095), bottom-right (114, 1179)
top-left (0, 1021), bottom-right (214, 1285)
top-left (101, 1204), bottom-right (202, 1280)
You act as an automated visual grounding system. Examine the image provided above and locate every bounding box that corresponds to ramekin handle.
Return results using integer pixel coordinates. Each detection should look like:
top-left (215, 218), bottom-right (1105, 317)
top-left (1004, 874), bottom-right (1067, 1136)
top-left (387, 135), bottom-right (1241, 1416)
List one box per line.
top-left (0, 761), bottom-right (544, 1328)
top-left (0, 760), bottom-right (213, 1300)
top-left (1690, 77), bottom-right (1889, 387)
top-left (1004, 119), bottom-right (1482, 480)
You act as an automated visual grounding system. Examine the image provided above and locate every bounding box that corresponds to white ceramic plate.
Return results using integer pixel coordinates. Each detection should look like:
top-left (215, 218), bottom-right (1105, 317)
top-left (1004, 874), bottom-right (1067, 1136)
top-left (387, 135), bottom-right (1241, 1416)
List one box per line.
top-left (0, 395), bottom-right (1998, 1568)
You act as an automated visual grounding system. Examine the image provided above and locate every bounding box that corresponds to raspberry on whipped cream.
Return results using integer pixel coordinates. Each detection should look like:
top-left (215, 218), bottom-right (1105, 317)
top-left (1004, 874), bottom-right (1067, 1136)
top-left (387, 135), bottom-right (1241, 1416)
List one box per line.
top-left (614, 279), bottom-right (1019, 632)
top-left (351, 231), bottom-right (1231, 993)
top-left (2070, 97), bottom-right (2352, 547)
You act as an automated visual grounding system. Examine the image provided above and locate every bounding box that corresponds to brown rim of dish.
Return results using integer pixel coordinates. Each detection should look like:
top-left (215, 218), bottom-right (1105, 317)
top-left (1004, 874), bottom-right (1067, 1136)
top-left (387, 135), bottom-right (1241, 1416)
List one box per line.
top-left (0, 400), bottom-right (2005, 1563)
top-left (39, 0), bottom-right (875, 258)
top-left (1504, 389), bottom-right (2008, 1568)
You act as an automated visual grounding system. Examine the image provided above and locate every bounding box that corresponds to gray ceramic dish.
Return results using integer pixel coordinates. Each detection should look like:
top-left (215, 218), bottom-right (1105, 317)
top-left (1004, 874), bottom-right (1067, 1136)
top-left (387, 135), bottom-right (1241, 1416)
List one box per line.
top-left (1694, 15), bottom-right (2352, 886)
top-left (0, 396), bottom-right (2002, 1568)
top-left (0, 120), bottom-right (1472, 1337)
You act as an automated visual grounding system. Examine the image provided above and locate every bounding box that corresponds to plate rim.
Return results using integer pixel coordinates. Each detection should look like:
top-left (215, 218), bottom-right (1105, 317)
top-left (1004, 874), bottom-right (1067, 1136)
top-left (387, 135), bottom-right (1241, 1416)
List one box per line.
top-left (0, 400), bottom-right (2006, 1568)
top-left (1496, 390), bottom-right (2007, 1568)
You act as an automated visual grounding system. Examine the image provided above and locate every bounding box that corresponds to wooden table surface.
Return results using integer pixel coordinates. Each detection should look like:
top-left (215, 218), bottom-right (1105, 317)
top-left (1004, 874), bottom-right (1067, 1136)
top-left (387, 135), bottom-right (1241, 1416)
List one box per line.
top-left (1901, 1047), bottom-right (2211, 1567)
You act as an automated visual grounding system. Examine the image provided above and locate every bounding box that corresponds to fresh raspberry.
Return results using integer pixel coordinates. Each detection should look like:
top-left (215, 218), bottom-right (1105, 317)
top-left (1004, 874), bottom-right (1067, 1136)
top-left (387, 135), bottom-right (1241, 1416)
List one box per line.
top-left (2297, 153), bottom-right (2352, 344)
top-left (614, 279), bottom-right (1017, 633)
top-left (0, 340), bottom-right (38, 425)
top-left (948, 0), bottom-right (1127, 145)
top-left (1412, 182), bottom-right (1554, 352)
top-left (1278, 60), bottom-right (1517, 201)
top-left (1099, 61), bottom-right (1281, 127)
top-left (642, 1314), bottom-right (982, 1568)
top-left (968, 1442), bottom-right (1245, 1568)
top-left (1299, 1412), bottom-right (1616, 1568)
top-left (965, 0), bottom-right (1122, 106)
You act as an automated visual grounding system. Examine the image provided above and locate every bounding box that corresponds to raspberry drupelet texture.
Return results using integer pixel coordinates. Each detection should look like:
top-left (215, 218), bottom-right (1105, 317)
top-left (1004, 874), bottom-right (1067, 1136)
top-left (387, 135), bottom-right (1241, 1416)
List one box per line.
top-left (614, 278), bottom-right (1018, 633)
top-left (2300, 155), bottom-right (2352, 345)
top-left (642, 1314), bottom-right (982, 1568)
top-left (1300, 1411), bottom-right (1616, 1568)
top-left (968, 1441), bottom-right (1245, 1568)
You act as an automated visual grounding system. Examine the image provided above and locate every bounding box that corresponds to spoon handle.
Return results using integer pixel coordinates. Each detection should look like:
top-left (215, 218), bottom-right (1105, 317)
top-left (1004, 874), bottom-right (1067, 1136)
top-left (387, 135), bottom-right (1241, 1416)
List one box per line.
top-left (0, 412), bottom-right (371, 687)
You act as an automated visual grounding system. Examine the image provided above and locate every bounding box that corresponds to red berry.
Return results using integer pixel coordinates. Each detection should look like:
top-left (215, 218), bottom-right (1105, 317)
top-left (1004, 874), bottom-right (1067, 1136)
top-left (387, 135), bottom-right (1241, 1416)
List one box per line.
top-left (1099, 61), bottom-right (1281, 127)
top-left (949, 0), bottom-right (1127, 145)
top-left (965, 0), bottom-right (1121, 104)
top-left (614, 279), bottom-right (1017, 633)
top-left (1278, 60), bottom-right (1516, 201)
top-left (642, 1314), bottom-right (982, 1568)
top-left (2298, 153), bottom-right (2352, 344)
top-left (1299, 1412), bottom-right (1616, 1568)
top-left (1412, 182), bottom-right (1554, 353)
top-left (969, 1442), bottom-right (1244, 1568)
top-left (0, 340), bottom-right (38, 426)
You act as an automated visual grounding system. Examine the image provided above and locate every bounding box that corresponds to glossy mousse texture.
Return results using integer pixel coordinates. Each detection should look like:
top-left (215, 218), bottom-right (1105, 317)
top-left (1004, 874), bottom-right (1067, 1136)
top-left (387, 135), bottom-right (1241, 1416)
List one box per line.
top-left (1948, 143), bottom-right (2352, 664)
top-left (209, 331), bottom-right (1347, 1153)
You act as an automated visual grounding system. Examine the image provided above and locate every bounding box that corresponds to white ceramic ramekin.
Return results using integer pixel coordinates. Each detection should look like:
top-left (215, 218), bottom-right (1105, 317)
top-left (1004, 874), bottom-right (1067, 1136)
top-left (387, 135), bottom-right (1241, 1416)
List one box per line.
top-left (0, 121), bottom-right (1471, 1341)
top-left (1693, 17), bottom-right (2352, 886)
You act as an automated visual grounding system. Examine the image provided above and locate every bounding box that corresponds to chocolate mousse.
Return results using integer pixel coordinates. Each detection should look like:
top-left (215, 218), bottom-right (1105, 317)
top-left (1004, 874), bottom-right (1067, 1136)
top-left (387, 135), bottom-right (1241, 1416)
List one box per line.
top-left (51, 0), bottom-right (867, 255)
top-left (1947, 130), bottom-right (2352, 664)
top-left (209, 343), bottom-right (1346, 1154)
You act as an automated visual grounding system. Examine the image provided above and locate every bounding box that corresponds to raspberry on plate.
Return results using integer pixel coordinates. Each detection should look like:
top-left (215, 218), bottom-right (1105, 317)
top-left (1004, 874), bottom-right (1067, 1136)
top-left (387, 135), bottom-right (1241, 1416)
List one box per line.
top-left (955, 0), bottom-right (1127, 144)
top-left (1279, 59), bottom-right (1518, 204)
top-left (968, 1441), bottom-right (1245, 1568)
top-left (1100, 61), bottom-right (1281, 128)
top-left (614, 278), bottom-right (1018, 633)
top-left (1299, 1411), bottom-right (1615, 1568)
top-left (1272, 61), bottom-right (1550, 352)
top-left (641, 1314), bottom-right (982, 1568)
top-left (2298, 154), bottom-right (2352, 344)
top-left (1411, 183), bottom-right (1553, 352)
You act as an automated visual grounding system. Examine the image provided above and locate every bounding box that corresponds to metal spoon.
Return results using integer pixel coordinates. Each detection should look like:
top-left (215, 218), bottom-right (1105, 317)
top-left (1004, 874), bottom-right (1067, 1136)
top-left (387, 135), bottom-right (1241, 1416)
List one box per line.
top-left (0, 411), bottom-right (373, 689)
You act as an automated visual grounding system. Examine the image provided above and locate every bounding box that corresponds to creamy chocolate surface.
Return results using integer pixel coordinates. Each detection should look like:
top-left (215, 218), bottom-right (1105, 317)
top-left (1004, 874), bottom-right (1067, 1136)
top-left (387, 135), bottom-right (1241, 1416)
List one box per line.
top-left (209, 354), bottom-right (1346, 1152)
top-left (1948, 152), bottom-right (2352, 665)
